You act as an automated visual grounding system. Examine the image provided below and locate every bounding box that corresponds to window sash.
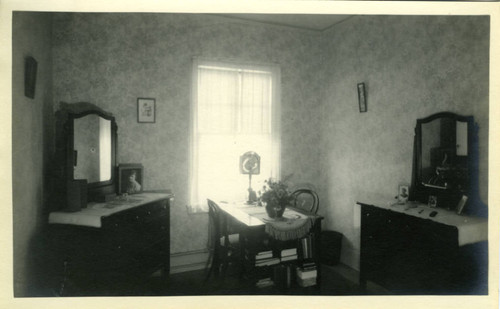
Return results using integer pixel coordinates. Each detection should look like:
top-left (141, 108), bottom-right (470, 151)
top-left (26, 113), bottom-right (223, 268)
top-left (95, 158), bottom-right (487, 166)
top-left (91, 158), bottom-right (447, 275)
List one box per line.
top-left (189, 59), bottom-right (281, 212)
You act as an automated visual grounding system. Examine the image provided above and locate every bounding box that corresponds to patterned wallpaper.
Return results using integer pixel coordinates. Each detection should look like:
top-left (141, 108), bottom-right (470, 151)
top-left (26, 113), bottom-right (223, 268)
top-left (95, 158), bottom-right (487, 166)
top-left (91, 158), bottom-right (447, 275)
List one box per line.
top-left (52, 13), bottom-right (324, 253)
top-left (52, 14), bottom-right (489, 262)
top-left (12, 12), bottom-right (54, 296)
top-left (317, 15), bottom-right (489, 269)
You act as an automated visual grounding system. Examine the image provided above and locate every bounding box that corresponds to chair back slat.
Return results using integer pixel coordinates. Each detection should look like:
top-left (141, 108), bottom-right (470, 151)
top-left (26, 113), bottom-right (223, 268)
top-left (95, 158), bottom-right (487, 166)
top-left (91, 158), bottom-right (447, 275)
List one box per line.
top-left (207, 199), bottom-right (231, 247)
top-left (291, 189), bottom-right (319, 214)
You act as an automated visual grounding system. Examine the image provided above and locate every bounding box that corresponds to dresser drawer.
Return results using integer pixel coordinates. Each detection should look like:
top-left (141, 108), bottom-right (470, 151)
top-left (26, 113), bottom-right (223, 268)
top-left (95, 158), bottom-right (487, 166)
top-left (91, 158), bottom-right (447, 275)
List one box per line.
top-left (102, 199), bottom-right (169, 230)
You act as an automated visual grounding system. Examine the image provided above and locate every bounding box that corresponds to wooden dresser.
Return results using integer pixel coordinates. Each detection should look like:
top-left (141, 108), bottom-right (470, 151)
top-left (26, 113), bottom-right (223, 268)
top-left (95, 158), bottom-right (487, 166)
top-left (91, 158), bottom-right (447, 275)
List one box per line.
top-left (45, 192), bottom-right (172, 296)
top-left (357, 200), bottom-right (487, 295)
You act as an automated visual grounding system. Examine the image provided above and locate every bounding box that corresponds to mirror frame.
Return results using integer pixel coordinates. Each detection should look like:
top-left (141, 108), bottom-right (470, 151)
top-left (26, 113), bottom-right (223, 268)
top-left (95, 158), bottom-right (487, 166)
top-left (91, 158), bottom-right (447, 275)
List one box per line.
top-left (56, 102), bottom-right (118, 203)
top-left (410, 112), bottom-right (482, 214)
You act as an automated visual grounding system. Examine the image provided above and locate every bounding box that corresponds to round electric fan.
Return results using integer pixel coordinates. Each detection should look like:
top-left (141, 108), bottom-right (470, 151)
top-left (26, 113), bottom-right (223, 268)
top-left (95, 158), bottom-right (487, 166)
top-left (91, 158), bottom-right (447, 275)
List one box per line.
top-left (239, 151), bottom-right (260, 203)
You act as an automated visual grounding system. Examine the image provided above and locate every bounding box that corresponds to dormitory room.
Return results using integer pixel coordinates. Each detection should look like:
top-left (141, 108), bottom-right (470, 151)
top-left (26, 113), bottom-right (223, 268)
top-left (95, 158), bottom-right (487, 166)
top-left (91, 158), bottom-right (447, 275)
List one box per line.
top-left (9, 7), bottom-right (497, 306)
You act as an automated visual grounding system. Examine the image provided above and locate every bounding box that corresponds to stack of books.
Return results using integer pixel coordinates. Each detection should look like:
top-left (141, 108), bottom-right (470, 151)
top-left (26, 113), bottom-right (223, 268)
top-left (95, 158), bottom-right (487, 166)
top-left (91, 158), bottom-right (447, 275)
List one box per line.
top-left (280, 248), bottom-right (298, 262)
top-left (254, 250), bottom-right (280, 267)
top-left (296, 262), bottom-right (317, 287)
top-left (256, 277), bottom-right (274, 289)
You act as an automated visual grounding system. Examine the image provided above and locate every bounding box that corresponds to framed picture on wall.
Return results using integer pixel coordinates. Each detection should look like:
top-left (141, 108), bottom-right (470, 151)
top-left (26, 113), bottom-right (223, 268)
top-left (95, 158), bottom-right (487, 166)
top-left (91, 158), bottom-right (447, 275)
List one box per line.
top-left (117, 163), bottom-right (144, 194)
top-left (137, 98), bottom-right (156, 123)
top-left (357, 82), bottom-right (367, 113)
top-left (24, 56), bottom-right (38, 99)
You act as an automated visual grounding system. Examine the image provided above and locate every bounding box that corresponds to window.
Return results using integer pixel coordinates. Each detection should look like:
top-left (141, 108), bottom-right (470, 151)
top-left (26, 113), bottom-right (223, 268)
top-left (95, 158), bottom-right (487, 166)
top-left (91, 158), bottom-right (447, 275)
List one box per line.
top-left (189, 59), bottom-right (281, 212)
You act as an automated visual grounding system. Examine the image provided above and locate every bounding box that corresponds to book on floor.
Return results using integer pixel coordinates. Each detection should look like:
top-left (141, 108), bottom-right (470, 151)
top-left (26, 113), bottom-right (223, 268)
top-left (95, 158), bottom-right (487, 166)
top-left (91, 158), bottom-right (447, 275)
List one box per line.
top-left (256, 278), bottom-right (274, 288)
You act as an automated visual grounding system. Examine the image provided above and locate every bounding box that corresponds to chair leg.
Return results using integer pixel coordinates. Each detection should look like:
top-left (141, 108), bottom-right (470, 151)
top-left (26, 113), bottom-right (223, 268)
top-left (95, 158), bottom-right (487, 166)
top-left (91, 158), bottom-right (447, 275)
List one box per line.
top-left (221, 247), bottom-right (229, 278)
top-left (205, 248), bottom-right (221, 283)
top-left (204, 249), bottom-right (215, 283)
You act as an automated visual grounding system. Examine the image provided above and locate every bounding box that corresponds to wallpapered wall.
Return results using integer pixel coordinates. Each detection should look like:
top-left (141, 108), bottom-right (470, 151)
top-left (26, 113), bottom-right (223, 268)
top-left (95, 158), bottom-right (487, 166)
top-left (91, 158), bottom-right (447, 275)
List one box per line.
top-left (52, 13), bottom-right (325, 253)
top-left (317, 15), bottom-right (489, 269)
top-left (51, 13), bottom-right (489, 266)
top-left (12, 12), bottom-right (54, 296)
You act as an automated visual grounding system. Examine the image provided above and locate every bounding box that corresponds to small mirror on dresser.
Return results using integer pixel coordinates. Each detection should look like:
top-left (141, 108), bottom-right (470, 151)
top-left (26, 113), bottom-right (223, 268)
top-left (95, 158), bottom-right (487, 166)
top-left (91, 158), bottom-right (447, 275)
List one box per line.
top-left (410, 112), bottom-right (486, 217)
top-left (53, 102), bottom-right (117, 211)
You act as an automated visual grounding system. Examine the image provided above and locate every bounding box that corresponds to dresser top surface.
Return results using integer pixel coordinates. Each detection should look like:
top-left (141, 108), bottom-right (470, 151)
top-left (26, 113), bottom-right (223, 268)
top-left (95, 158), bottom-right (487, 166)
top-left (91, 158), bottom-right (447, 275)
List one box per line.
top-left (357, 199), bottom-right (487, 246)
top-left (357, 199), bottom-right (487, 226)
top-left (49, 192), bottom-right (172, 228)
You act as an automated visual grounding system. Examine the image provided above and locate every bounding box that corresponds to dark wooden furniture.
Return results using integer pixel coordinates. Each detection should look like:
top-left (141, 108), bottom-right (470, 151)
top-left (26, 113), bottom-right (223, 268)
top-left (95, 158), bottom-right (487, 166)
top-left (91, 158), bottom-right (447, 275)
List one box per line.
top-left (410, 112), bottom-right (486, 217)
top-left (52, 102), bottom-right (118, 212)
top-left (216, 201), bottom-right (323, 289)
top-left (205, 199), bottom-right (240, 281)
top-left (45, 192), bottom-right (172, 296)
top-left (358, 201), bottom-right (487, 295)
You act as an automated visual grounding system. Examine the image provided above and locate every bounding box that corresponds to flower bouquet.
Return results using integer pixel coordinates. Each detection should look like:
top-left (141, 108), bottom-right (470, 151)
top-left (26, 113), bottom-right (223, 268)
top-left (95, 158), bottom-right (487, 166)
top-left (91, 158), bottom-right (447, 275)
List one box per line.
top-left (259, 175), bottom-right (294, 219)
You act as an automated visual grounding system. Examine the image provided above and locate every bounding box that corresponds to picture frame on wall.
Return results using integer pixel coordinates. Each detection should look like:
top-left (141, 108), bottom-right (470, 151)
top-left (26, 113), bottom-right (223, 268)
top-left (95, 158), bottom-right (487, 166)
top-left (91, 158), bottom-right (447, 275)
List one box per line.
top-left (357, 82), bottom-right (367, 113)
top-left (24, 56), bottom-right (38, 99)
top-left (137, 98), bottom-right (156, 123)
top-left (117, 163), bottom-right (144, 194)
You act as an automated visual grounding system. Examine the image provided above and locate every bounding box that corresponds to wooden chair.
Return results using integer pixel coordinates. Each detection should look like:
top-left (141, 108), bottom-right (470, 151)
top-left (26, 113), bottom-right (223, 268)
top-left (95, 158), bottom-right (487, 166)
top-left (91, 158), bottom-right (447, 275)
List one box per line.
top-left (291, 189), bottom-right (319, 214)
top-left (205, 199), bottom-right (240, 282)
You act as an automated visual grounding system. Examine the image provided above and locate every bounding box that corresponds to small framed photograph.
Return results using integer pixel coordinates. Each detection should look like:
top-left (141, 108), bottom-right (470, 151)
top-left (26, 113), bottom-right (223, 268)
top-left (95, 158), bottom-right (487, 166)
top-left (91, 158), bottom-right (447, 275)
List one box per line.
top-left (357, 82), bottom-right (367, 113)
top-left (137, 98), bottom-right (156, 123)
top-left (428, 195), bottom-right (437, 208)
top-left (398, 184), bottom-right (409, 204)
top-left (117, 163), bottom-right (144, 194)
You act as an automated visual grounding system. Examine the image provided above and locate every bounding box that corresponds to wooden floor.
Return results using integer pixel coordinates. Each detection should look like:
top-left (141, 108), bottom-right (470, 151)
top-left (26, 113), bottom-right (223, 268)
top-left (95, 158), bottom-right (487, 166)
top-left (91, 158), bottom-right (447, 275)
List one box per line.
top-left (67, 263), bottom-right (389, 297)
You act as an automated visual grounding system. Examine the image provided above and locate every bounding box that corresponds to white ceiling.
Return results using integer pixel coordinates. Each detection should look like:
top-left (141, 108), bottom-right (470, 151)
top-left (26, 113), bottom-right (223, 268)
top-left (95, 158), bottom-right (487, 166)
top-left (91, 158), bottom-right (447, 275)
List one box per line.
top-left (216, 14), bottom-right (352, 31)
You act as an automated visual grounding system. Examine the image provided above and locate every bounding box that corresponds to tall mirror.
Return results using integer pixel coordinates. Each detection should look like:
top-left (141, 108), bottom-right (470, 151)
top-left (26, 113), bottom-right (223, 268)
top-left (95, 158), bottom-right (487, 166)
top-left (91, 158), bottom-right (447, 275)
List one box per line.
top-left (73, 115), bottom-right (112, 183)
top-left (53, 102), bottom-right (117, 209)
top-left (420, 115), bottom-right (469, 191)
top-left (411, 112), bottom-right (485, 216)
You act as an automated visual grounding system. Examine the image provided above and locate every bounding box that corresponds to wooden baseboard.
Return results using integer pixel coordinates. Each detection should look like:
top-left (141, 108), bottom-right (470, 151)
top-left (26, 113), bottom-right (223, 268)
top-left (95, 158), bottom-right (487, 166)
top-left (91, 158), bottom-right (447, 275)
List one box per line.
top-left (169, 249), bottom-right (210, 274)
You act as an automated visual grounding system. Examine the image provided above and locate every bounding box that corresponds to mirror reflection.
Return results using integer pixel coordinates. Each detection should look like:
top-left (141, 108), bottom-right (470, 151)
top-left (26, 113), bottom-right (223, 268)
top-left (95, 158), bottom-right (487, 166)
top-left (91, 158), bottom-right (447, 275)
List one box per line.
top-left (421, 117), bottom-right (468, 192)
top-left (74, 115), bottom-right (112, 183)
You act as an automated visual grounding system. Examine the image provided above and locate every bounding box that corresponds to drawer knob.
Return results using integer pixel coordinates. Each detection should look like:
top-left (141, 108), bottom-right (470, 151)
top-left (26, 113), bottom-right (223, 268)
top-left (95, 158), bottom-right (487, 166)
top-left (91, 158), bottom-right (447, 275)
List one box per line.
top-left (366, 213), bottom-right (370, 217)
top-left (148, 211), bottom-right (151, 215)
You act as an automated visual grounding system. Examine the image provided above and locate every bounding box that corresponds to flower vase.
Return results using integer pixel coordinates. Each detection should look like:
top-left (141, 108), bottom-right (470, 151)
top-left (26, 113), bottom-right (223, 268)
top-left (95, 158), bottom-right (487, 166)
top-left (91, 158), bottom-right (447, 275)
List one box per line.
top-left (265, 201), bottom-right (286, 219)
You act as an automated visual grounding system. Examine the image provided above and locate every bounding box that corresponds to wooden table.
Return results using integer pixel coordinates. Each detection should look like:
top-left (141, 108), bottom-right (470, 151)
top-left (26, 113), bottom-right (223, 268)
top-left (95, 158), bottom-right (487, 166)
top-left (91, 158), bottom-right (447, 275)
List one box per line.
top-left (216, 201), bottom-right (324, 288)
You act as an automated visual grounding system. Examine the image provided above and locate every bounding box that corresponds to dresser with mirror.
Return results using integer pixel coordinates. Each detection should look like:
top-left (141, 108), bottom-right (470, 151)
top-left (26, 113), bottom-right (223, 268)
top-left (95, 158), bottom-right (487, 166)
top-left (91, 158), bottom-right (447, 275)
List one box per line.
top-left (44, 102), bottom-right (171, 296)
top-left (358, 112), bottom-right (488, 295)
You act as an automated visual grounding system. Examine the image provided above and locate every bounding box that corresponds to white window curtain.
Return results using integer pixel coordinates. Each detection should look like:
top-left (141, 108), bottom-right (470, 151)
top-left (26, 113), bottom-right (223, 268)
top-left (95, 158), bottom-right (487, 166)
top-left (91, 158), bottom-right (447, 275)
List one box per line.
top-left (189, 59), bottom-right (281, 212)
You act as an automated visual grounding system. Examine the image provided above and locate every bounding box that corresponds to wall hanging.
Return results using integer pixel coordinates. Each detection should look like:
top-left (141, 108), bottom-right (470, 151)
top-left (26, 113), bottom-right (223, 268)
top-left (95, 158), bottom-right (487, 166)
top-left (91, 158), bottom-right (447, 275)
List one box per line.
top-left (137, 98), bottom-right (156, 123)
top-left (357, 82), bottom-right (367, 113)
top-left (24, 56), bottom-right (37, 99)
